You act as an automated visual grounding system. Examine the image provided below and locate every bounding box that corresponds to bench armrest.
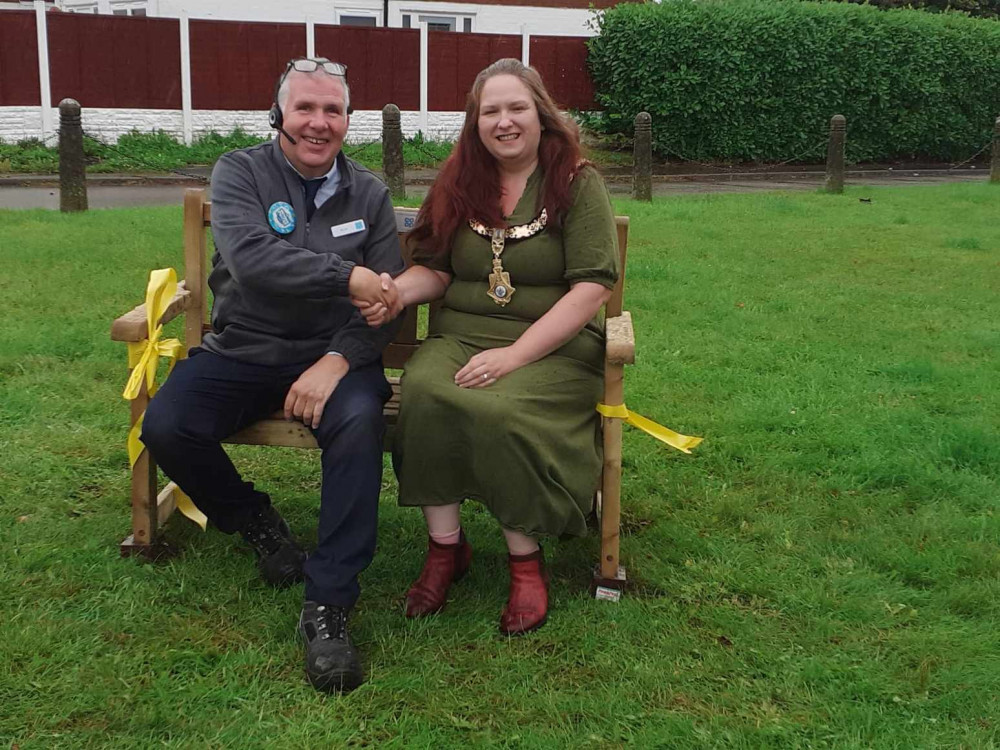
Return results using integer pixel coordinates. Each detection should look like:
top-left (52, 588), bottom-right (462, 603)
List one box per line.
top-left (606, 310), bottom-right (635, 365)
top-left (110, 281), bottom-right (191, 343)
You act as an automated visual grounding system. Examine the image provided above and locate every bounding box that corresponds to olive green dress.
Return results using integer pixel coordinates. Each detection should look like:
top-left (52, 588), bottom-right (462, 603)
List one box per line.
top-left (393, 165), bottom-right (620, 538)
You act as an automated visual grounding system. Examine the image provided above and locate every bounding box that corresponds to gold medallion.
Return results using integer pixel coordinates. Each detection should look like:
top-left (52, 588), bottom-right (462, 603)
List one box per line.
top-left (469, 209), bottom-right (547, 307)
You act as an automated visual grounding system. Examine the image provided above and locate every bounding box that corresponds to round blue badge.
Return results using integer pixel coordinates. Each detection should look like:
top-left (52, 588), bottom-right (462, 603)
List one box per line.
top-left (268, 201), bottom-right (296, 234)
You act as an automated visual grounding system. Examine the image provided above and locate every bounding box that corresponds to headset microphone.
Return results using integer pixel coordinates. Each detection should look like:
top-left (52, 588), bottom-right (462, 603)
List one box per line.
top-left (268, 102), bottom-right (297, 145)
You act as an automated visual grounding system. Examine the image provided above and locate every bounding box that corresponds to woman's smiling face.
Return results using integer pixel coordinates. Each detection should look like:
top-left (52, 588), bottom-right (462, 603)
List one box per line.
top-left (477, 74), bottom-right (542, 171)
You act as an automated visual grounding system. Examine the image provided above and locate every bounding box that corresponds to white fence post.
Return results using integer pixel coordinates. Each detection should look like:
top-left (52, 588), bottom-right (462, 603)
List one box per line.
top-left (34, 0), bottom-right (53, 143)
top-left (179, 11), bottom-right (193, 146)
top-left (419, 21), bottom-right (428, 135)
top-left (306, 17), bottom-right (316, 58)
top-left (521, 24), bottom-right (530, 67)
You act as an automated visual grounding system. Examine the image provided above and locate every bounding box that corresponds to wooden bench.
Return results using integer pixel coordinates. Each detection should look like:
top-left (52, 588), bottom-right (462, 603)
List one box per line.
top-left (111, 187), bottom-right (635, 596)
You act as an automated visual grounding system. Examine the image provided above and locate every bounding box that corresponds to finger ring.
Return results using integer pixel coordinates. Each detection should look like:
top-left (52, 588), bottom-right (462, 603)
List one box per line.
top-left (482, 373), bottom-right (489, 380)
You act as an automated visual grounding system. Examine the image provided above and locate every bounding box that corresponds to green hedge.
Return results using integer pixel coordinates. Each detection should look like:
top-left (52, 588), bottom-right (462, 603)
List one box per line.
top-left (587, 0), bottom-right (1000, 162)
top-left (811, 0), bottom-right (999, 20)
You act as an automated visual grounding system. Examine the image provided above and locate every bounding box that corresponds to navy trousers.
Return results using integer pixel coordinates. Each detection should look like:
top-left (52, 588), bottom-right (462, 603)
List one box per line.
top-left (141, 347), bottom-right (391, 608)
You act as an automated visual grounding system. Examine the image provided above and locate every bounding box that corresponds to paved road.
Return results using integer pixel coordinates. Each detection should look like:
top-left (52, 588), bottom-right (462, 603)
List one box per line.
top-left (0, 169), bottom-right (989, 210)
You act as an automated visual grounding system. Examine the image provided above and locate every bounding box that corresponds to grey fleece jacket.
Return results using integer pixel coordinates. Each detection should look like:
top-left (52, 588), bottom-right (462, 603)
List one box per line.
top-left (203, 140), bottom-right (404, 368)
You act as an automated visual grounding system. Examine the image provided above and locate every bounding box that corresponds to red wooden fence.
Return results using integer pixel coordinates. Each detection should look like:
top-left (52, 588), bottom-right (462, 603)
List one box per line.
top-left (530, 35), bottom-right (594, 111)
top-left (0, 11), bottom-right (40, 107)
top-left (189, 20), bottom-right (304, 111)
top-left (428, 31), bottom-right (521, 112)
top-left (315, 26), bottom-right (420, 112)
top-left (0, 11), bottom-right (597, 114)
top-left (48, 13), bottom-right (181, 109)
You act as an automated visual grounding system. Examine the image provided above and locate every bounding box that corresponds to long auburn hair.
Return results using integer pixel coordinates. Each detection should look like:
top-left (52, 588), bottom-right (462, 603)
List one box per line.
top-left (408, 58), bottom-right (586, 252)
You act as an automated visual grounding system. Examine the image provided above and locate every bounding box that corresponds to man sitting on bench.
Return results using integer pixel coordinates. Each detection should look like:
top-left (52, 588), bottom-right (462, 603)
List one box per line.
top-left (140, 58), bottom-right (402, 694)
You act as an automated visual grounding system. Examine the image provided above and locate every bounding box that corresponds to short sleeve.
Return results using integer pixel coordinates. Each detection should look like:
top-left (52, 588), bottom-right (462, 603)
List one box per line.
top-left (409, 232), bottom-right (453, 274)
top-left (561, 167), bottom-right (620, 289)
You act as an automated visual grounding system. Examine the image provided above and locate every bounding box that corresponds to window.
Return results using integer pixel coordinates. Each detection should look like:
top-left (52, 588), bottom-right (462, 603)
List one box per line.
top-left (405, 14), bottom-right (473, 33)
top-left (340, 14), bottom-right (377, 27)
top-left (109, 0), bottom-right (148, 14)
top-left (423, 16), bottom-right (454, 32)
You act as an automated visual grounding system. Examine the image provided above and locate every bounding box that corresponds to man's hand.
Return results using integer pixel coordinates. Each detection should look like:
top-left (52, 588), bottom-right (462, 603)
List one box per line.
top-left (353, 273), bottom-right (404, 327)
top-left (284, 354), bottom-right (349, 428)
top-left (348, 266), bottom-right (393, 308)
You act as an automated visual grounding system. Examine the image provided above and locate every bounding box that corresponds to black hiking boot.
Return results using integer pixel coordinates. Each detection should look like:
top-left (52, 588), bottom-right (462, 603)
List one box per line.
top-left (299, 601), bottom-right (365, 693)
top-left (239, 504), bottom-right (305, 588)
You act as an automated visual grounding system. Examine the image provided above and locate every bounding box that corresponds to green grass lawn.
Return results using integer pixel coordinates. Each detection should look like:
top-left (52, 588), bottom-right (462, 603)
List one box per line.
top-left (1, 183), bottom-right (998, 747)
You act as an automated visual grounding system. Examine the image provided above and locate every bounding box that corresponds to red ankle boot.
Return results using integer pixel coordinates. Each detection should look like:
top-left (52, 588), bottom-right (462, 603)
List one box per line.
top-left (405, 533), bottom-right (472, 617)
top-left (500, 547), bottom-right (549, 635)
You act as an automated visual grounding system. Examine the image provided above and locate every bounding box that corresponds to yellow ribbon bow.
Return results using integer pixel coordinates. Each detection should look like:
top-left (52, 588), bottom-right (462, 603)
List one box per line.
top-left (596, 403), bottom-right (703, 454)
top-left (122, 268), bottom-right (185, 401)
top-left (123, 268), bottom-right (207, 531)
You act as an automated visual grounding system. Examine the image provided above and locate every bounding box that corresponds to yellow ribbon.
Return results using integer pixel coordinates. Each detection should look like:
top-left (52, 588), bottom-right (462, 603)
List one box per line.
top-left (123, 269), bottom-right (207, 531)
top-left (122, 268), bottom-right (185, 401)
top-left (596, 403), bottom-right (704, 454)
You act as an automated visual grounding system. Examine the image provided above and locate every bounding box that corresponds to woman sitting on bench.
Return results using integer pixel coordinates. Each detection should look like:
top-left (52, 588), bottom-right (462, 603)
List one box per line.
top-left (359, 59), bottom-right (619, 634)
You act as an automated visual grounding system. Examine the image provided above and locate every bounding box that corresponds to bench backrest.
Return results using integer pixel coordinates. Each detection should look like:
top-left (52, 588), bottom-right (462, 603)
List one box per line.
top-left (182, 188), bottom-right (628, 368)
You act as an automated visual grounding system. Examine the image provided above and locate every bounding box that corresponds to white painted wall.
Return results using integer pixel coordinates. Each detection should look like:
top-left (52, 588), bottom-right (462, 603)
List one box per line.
top-left (0, 105), bottom-right (466, 145)
top-left (154, 0), bottom-right (383, 25)
top-left (58, 0), bottom-right (594, 35)
top-left (392, 1), bottom-right (595, 36)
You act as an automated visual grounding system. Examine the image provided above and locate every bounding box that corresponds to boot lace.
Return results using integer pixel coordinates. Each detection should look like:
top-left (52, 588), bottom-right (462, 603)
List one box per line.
top-left (312, 605), bottom-right (348, 641)
top-left (242, 511), bottom-right (283, 556)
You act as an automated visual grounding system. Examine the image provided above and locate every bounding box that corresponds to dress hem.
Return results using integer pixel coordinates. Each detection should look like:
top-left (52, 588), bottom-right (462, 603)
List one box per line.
top-left (397, 492), bottom-right (590, 540)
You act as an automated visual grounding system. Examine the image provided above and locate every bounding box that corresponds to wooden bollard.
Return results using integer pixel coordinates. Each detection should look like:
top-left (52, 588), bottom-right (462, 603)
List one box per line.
top-left (632, 111), bottom-right (652, 202)
top-left (825, 114), bottom-right (846, 194)
top-left (382, 103), bottom-right (405, 200)
top-left (58, 98), bottom-right (88, 212)
top-left (991, 116), bottom-right (1000, 184)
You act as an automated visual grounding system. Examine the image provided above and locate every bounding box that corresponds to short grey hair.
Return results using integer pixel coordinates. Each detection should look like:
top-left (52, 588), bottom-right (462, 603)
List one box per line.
top-left (277, 69), bottom-right (351, 114)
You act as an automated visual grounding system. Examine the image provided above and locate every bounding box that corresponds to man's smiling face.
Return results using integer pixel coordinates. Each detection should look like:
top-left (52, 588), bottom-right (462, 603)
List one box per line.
top-left (278, 71), bottom-right (349, 178)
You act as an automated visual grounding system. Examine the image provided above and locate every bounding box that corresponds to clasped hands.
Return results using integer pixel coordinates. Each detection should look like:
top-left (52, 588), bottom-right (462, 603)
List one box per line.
top-left (348, 266), bottom-right (403, 328)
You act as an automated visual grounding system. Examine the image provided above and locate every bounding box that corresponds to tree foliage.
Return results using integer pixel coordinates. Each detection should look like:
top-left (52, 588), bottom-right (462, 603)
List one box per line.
top-left (587, 0), bottom-right (1000, 162)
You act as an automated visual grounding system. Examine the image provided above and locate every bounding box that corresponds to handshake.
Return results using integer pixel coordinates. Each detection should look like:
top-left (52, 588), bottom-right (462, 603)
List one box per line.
top-left (348, 266), bottom-right (405, 328)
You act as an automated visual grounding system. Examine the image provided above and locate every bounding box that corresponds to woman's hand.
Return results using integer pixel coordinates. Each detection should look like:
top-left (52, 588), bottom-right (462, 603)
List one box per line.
top-left (455, 346), bottom-right (525, 388)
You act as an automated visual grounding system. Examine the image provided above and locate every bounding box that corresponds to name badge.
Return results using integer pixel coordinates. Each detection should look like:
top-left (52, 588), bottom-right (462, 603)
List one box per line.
top-left (331, 219), bottom-right (366, 238)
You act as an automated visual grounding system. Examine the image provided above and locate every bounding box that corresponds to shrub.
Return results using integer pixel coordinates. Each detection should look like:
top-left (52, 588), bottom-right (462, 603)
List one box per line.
top-left (587, 0), bottom-right (1000, 162)
top-left (808, 0), bottom-right (999, 20)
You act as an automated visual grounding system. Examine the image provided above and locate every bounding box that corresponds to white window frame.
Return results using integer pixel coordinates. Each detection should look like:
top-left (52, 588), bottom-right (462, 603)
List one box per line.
top-left (60, 1), bottom-right (99, 12)
top-left (400, 10), bottom-right (475, 33)
top-left (109, 0), bottom-right (147, 14)
top-left (59, 0), bottom-right (148, 13)
top-left (336, 8), bottom-right (383, 26)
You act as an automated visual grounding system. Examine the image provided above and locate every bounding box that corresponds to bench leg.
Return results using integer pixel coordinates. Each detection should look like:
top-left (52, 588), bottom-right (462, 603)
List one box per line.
top-left (120, 383), bottom-right (171, 559)
top-left (593, 363), bottom-right (627, 601)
